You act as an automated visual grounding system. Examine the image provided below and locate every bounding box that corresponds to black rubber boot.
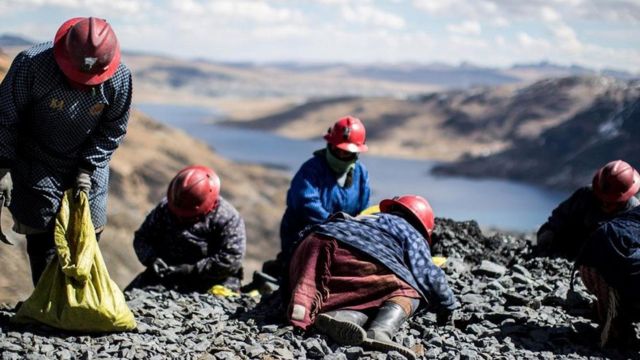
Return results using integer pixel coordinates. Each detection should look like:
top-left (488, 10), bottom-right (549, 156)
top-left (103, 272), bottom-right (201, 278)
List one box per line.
top-left (314, 309), bottom-right (369, 345)
top-left (364, 302), bottom-right (417, 360)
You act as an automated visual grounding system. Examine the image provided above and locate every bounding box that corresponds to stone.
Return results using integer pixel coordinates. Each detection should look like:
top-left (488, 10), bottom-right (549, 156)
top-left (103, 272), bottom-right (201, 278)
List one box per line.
top-left (475, 261), bottom-right (507, 277)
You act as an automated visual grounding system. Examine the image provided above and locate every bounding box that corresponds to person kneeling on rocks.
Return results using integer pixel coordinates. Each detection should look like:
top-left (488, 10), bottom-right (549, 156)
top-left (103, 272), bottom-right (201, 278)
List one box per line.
top-left (287, 195), bottom-right (458, 359)
top-left (536, 160), bottom-right (640, 259)
top-left (576, 206), bottom-right (640, 348)
top-left (126, 165), bottom-right (246, 293)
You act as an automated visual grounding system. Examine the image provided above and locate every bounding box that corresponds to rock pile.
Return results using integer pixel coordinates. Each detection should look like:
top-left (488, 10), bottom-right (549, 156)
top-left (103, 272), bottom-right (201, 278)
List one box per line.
top-left (1, 218), bottom-right (638, 359)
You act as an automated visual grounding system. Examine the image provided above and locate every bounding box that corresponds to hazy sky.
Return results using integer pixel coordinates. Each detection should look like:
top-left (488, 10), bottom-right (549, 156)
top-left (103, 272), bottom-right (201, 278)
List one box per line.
top-left (0, 0), bottom-right (638, 72)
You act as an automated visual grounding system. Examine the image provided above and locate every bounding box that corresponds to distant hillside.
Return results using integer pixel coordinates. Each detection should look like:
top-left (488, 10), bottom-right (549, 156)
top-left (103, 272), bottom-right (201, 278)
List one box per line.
top-left (0, 34), bottom-right (35, 48)
top-left (433, 85), bottom-right (640, 190)
top-left (224, 76), bottom-right (636, 163)
top-left (2, 32), bottom-right (637, 105)
top-left (0, 50), bottom-right (8, 75)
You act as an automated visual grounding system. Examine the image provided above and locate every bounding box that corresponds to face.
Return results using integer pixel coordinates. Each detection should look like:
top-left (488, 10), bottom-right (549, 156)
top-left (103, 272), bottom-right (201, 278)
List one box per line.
top-left (330, 145), bottom-right (358, 161)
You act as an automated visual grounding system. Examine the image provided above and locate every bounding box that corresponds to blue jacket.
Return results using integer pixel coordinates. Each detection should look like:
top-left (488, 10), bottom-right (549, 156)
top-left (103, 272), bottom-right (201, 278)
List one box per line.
top-left (0, 43), bottom-right (132, 229)
top-left (280, 152), bottom-right (370, 258)
top-left (580, 206), bottom-right (640, 300)
top-left (305, 212), bottom-right (458, 311)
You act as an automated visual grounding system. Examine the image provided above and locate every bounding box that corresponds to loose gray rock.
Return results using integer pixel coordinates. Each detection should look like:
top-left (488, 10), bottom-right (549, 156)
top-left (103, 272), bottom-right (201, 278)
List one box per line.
top-left (475, 261), bottom-right (507, 277)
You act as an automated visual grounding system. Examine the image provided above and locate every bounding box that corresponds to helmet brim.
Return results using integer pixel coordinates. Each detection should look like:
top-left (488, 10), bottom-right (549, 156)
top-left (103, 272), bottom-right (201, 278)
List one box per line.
top-left (380, 198), bottom-right (431, 244)
top-left (323, 134), bottom-right (368, 153)
top-left (53, 17), bottom-right (121, 86)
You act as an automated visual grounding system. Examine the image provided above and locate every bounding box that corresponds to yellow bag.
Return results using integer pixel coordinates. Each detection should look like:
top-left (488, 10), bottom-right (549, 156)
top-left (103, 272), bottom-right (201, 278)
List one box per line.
top-left (12, 190), bottom-right (136, 332)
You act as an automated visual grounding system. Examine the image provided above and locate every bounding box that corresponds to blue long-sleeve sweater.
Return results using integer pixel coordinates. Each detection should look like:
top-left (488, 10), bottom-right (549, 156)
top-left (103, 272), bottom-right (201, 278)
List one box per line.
top-left (279, 152), bottom-right (370, 259)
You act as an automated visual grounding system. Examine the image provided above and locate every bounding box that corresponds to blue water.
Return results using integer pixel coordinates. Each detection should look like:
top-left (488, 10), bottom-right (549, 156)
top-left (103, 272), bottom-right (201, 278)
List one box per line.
top-left (134, 103), bottom-right (569, 232)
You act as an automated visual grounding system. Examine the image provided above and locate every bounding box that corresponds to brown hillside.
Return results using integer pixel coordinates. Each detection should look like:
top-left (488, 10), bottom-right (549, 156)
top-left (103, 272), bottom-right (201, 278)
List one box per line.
top-left (0, 109), bottom-right (288, 304)
top-left (225, 76), bottom-right (630, 161)
top-left (0, 50), bottom-right (8, 76)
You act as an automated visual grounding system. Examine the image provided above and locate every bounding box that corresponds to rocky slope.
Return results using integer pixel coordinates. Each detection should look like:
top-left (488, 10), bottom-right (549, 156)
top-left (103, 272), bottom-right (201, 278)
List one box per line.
top-left (433, 79), bottom-right (640, 190)
top-left (0, 219), bottom-right (637, 359)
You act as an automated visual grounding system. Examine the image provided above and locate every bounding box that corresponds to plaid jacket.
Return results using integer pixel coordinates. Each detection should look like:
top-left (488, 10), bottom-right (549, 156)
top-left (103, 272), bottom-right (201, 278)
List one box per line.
top-left (133, 196), bottom-right (246, 283)
top-left (0, 42), bottom-right (132, 229)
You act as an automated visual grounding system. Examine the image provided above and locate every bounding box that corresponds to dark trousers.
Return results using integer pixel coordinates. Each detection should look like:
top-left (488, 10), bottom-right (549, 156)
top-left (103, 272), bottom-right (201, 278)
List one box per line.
top-left (26, 231), bottom-right (102, 286)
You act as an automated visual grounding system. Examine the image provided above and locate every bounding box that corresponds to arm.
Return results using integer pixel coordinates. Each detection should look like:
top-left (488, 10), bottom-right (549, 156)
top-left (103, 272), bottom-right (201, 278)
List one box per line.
top-left (0, 52), bottom-right (32, 168)
top-left (78, 66), bottom-right (132, 171)
top-left (194, 203), bottom-right (246, 281)
top-left (133, 205), bottom-right (162, 267)
top-left (288, 166), bottom-right (331, 225)
top-left (405, 230), bottom-right (458, 311)
top-left (538, 188), bottom-right (590, 235)
top-left (357, 164), bottom-right (371, 213)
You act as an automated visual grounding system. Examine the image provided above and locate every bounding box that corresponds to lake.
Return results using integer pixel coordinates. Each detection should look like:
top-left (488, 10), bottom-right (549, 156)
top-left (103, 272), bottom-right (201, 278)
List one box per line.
top-left (135, 103), bottom-right (569, 232)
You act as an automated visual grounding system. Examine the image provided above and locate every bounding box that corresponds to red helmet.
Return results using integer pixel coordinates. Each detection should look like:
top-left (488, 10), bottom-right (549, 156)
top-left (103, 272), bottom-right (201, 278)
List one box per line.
top-left (592, 160), bottom-right (640, 204)
top-left (167, 165), bottom-right (221, 219)
top-left (379, 195), bottom-right (435, 244)
top-left (324, 116), bottom-right (368, 153)
top-left (53, 17), bottom-right (121, 86)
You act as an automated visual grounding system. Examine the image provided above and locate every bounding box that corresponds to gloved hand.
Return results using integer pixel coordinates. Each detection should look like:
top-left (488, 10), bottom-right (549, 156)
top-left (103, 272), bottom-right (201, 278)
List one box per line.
top-left (436, 308), bottom-right (456, 327)
top-left (151, 258), bottom-right (171, 278)
top-left (0, 168), bottom-right (12, 206)
top-left (163, 263), bottom-right (195, 279)
top-left (75, 168), bottom-right (92, 198)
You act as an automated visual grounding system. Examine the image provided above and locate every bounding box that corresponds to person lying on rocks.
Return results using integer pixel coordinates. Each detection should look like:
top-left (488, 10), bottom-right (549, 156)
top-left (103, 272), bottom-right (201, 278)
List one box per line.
top-left (576, 205), bottom-right (640, 348)
top-left (259, 116), bottom-right (371, 286)
top-left (286, 195), bottom-right (458, 359)
top-left (126, 165), bottom-right (246, 293)
top-left (536, 160), bottom-right (640, 259)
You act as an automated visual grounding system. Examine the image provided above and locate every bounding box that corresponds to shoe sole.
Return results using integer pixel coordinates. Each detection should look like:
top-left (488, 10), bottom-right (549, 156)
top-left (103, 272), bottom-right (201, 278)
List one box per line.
top-left (315, 313), bottom-right (366, 346)
top-left (363, 338), bottom-right (417, 360)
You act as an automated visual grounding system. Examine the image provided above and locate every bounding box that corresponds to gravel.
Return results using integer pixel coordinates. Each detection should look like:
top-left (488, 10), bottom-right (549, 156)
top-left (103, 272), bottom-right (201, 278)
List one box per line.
top-left (1, 218), bottom-right (638, 359)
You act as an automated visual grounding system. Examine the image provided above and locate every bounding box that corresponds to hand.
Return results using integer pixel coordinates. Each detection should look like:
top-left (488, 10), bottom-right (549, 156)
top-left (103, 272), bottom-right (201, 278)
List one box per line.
top-left (75, 169), bottom-right (92, 198)
top-left (163, 263), bottom-right (195, 278)
top-left (0, 168), bottom-right (12, 206)
top-left (151, 258), bottom-right (171, 278)
top-left (436, 309), bottom-right (456, 327)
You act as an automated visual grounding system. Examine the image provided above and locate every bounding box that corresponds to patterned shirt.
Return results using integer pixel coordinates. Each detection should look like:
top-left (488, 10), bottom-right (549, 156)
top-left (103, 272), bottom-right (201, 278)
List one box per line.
top-left (303, 212), bottom-right (458, 311)
top-left (0, 42), bottom-right (132, 229)
top-left (133, 196), bottom-right (246, 283)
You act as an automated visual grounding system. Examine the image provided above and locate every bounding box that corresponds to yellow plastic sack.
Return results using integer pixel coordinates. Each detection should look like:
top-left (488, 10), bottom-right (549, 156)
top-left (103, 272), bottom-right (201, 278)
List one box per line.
top-left (359, 206), bottom-right (447, 268)
top-left (359, 205), bottom-right (380, 216)
top-left (209, 284), bottom-right (239, 297)
top-left (12, 190), bottom-right (136, 332)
